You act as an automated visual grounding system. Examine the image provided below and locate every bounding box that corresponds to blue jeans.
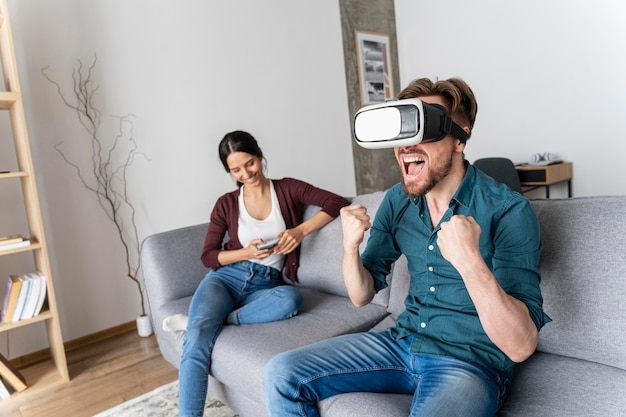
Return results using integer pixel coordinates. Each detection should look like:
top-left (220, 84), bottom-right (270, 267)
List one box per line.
top-left (179, 261), bottom-right (303, 417)
top-left (263, 330), bottom-right (512, 417)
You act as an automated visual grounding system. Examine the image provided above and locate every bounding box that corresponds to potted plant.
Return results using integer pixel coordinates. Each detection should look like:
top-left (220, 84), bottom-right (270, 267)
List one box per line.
top-left (43, 56), bottom-right (152, 337)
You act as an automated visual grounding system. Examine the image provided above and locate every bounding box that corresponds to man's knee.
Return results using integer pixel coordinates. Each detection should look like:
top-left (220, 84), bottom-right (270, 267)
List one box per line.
top-left (263, 350), bottom-right (293, 388)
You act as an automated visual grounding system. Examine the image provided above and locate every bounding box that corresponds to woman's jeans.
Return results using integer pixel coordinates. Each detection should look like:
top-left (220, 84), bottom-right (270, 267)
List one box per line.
top-left (179, 261), bottom-right (302, 417)
top-left (263, 330), bottom-right (512, 417)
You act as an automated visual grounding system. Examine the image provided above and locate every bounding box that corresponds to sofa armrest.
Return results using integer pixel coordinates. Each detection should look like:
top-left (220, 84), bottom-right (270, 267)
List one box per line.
top-left (140, 223), bottom-right (210, 317)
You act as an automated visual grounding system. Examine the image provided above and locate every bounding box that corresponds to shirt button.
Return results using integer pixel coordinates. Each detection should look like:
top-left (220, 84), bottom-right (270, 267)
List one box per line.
top-left (428, 266), bottom-right (434, 272)
top-left (428, 245), bottom-right (434, 251)
top-left (420, 322), bottom-right (426, 328)
top-left (430, 286), bottom-right (435, 292)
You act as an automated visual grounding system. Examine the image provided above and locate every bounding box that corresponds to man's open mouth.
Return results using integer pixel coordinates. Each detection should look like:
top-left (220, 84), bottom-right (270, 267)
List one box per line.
top-left (402, 156), bottom-right (425, 176)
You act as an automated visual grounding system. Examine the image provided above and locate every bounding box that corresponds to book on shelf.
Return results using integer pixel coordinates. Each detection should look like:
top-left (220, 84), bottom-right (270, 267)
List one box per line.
top-left (11, 275), bottom-right (32, 323)
top-left (0, 378), bottom-right (10, 400)
top-left (0, 354), bottom-right (26, 392)
top-left (1, 272), bottom-right (47, 323)
top-left (33, 272), bottom-right (48, 317)
top-left (0, 234), bottom-right (23, 246)
top-left (1, 276), bottom-right (23, 323)
top-left (19, 273), bottom-right (43, 320)
top-left (0, 238), bottom-right (31, 252)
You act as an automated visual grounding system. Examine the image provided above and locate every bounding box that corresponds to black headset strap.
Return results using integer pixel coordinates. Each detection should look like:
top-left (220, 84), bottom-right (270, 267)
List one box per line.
top-left (443, 116), bottom-right (469, 144)
top-left (423, 102), bottom-right (469, 144)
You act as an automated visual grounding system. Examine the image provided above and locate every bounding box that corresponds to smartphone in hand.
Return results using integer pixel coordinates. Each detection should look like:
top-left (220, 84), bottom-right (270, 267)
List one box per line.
top-left (257, 238), bottom-right (280, 250)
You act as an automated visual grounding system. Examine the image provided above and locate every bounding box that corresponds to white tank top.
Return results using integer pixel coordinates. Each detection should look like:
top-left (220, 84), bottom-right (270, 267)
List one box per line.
top-left (238, 181), bottom-right (286, 271)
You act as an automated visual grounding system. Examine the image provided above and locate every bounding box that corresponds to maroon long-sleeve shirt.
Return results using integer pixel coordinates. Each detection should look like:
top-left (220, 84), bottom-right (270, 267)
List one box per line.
top-left (201, 177), bottom-right (349, 282)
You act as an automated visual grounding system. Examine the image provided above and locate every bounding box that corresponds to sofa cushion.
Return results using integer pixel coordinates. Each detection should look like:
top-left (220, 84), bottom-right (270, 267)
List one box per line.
top-left (319, 392), bottom-right (411, 417)
top-left (497, 351), bottom-right (626, 417)
top-left (297, 191), bottom-right (390, 306)
top-left (531, 196), bottom-right (626, 371)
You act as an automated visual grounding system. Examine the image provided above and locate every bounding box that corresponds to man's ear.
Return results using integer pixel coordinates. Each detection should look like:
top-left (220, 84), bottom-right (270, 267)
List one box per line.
top-left (455, 137), bottom-right (467, 153)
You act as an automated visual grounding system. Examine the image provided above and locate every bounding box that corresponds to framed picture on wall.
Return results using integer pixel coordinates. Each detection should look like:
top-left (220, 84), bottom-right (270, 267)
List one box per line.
top-left (355, 30), bottom-right (394, 105)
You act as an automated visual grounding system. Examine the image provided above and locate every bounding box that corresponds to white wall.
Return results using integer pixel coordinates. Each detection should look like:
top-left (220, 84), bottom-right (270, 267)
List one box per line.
top-left (4, 0), bottom-right (626, 355)
top-left (395, 0), bottom-right (626, 198)
top-left (4, 0), bottom-right (356, 354)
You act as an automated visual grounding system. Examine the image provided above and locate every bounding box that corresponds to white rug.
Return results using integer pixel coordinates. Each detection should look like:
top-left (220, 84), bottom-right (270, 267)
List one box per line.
top-left (93, 380), bottom-right (239, 417)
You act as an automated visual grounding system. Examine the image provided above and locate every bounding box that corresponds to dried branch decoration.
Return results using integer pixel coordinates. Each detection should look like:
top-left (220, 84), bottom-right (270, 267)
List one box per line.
top-left (41, 55), bottom-right (147, 316)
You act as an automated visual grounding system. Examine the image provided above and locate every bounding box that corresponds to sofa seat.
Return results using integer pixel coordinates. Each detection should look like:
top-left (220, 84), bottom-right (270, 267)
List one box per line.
top-left (498, 352), bottom-right (626, 416)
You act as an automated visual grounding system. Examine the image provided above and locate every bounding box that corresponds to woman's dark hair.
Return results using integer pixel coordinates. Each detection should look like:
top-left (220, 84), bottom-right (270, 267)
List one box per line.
top-left (218, 130), bottom-right (264, 172)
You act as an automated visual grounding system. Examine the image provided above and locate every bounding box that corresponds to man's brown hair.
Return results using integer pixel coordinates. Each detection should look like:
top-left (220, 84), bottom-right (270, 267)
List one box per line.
top-left (397, 77), bottom-right (478, 140)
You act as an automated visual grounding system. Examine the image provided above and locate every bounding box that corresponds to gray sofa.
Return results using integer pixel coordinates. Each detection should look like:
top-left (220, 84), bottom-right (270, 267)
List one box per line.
top-left (141, 193), bottom-right (626, 417)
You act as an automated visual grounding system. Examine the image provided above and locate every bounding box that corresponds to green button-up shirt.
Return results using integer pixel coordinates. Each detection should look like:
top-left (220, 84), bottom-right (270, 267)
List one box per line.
top-left (362, 163), bottom-right (551, 373)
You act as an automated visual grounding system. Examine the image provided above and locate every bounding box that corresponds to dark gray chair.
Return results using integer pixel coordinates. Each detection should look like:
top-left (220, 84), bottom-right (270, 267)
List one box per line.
top-left (473, 157), bottom-right (523, 193)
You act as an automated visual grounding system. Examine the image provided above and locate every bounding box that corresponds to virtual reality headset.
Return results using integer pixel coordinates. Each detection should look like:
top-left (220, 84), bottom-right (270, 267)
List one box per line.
top-left (353, 98), bottom-right (469, 149)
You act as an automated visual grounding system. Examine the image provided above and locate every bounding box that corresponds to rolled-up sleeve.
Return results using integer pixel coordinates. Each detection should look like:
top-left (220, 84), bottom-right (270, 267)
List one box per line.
top-left (491, 198), bottom-right (552, 330)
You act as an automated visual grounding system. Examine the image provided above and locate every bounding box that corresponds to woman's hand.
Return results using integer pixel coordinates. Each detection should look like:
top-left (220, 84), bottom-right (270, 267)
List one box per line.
top-left (270, 210), bottom-right (337, 255)
top-left (273, 228), bottom-right (303, 255)
top-left (247, 239), bottom-right (276, 260)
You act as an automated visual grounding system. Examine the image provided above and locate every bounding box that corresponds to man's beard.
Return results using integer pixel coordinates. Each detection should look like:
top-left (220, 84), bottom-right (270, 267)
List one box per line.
top-left (401, 154), bottom-right (453, 198)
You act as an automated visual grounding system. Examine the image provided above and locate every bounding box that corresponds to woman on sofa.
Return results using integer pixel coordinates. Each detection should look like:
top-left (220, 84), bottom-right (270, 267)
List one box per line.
top-left (177, 130), bottom-right (349, 417)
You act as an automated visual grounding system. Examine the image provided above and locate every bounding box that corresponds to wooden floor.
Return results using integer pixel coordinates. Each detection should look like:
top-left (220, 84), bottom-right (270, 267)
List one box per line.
top-left (0, 329), bottom-right (178, 417)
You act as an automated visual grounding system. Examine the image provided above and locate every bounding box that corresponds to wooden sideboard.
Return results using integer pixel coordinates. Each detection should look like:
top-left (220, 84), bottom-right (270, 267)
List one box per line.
top-left (515, 162), bottom-right (573, 198)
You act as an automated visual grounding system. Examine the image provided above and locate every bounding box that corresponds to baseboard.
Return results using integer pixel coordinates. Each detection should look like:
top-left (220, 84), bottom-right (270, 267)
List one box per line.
top-left (9, 320), bottom-right (137, 369)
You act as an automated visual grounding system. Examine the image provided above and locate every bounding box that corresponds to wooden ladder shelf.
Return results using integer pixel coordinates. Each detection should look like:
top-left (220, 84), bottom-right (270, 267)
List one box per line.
top-left (0, 0), bottom-right (69, 395)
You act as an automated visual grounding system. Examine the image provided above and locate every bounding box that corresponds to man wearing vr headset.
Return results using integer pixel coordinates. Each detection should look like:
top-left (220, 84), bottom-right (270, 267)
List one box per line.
top-left (263, 77), bottom-right (550, 417)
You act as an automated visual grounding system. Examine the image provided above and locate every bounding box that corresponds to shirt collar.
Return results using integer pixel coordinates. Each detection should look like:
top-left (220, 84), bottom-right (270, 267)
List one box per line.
top-left (451, 160), bottom-right (474, 209)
